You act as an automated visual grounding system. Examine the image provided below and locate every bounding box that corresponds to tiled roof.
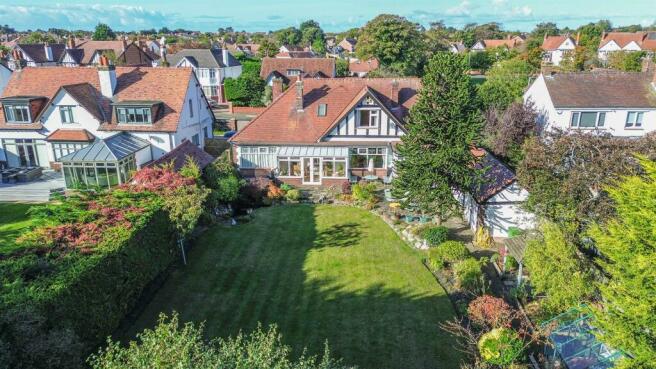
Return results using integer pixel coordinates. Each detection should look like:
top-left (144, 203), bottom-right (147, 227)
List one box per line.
top-left (471, 148), bottom-right (517, 203)
top-left (46, 128), bottom-right (95, 142)
top-left (168, 48), bottom-right (240, 68)
top-left (231, 78), bottom-right (420, 145)
top-left (276, 51), bottom-right (316, 58)
top-left (75, 40), bottom-right (125, 64)
top-left (72, 41), bottom-right (159, 66)
top-left (147, 140), bottom-right (215, 171)
top-left (480, 39), bottom-right (520, 49)
top-left (543, 70), bottom-right (656, 109)
top-left (17, 44), bottom-right (66, 63)
top-left (349, 58), bottom-right (379, 73)
top-left (260, 57), bottom-right (335, 83)
top-left (0, 66), bottom-right (196, 132)
top-left (232, 106), bottom-right (266, 115)
top-left (599, 32), bottom-right (656, 50)
top-left (60, 83), bottom-right (106, 122)
top-left (542, 35), bottom-right (573, 51)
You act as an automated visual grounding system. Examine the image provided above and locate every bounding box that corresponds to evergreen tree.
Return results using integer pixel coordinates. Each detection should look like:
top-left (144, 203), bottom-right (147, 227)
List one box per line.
top-left (393, 52), bottom-right (482, 219)
top-left (589, 157), bottom-right (656, 368)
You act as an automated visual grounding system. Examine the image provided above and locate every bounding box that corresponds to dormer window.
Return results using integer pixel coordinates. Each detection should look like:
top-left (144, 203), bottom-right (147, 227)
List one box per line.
top-left (287, 69), bottom-right (301, 76)
top-left (113, 101), bottom-right (161, 125)
top-left (3, 104), bottom-right (31, 123)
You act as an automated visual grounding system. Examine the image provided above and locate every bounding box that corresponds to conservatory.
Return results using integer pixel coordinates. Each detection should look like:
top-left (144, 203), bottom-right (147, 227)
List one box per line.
top-left (59, 132), bottom-right (150, 189)
top-left (541, 307), bottom-right (625, 369)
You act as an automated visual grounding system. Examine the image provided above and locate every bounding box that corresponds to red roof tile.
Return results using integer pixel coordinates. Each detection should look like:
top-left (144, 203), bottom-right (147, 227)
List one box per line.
top-left (349, 58), bottom-right (380, 73)
top-left (260, 58), bottom-right (335, 82)
top-left (46, 128), bottom-right (95, 142)
top-left (147, 140), bottom-right (215, 171)
top-left (542, 35), bottom-right (573, 51)
top-left (231, 78), bottom-right (420, 145)
top-left (0, 66), bottom-right (196, 132)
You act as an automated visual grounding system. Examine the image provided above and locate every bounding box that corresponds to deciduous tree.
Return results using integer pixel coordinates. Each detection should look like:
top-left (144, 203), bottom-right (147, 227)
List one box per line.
top-left (478, 59), bottom-right (535, 109)
top-left (92, 23), bottom-right (116, 41)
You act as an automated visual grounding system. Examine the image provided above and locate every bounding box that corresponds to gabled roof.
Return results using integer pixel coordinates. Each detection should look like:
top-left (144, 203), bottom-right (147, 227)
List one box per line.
top-left (542, 70), bottom-right (656, 109)
top-left (59, 83), bottom-right (105, 122)
top-left (46, 128), bottom-right (95, 142)
top-left (542, 35), bottom-right (574, 51)
top-left (59, 132), bottom-right (149, 162)
top-left (0, 66), bottom-right (198, 132)
top-left (167, 48), bottom-right (240, 68)
top-left (599, 32), bottom-right (656, 50)
top-left (72, 41), bottom-right (159, 66)
top-left (349, 58), bottom-right (379, 74)
top-left (449, 42), bottom-right (467, 53)
top-left (231, 78), bottom-right (420, 145)
top-left (16, 44), bottom-right (66, 63)
top-left (276, 51), bottom-right (316, 58)
top-left (147, 140), bottom-right (215, 171)
top-left (470, 148), bottom-right (517, 203)
top-left (260, 57), bottom-right (335, 83)
top-left (476, 39), bottom-right (521, 49)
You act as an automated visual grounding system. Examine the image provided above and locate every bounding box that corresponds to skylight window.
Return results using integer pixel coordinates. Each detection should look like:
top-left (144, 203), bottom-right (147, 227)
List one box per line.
top-left (318, 104), bottom-right (327, 117)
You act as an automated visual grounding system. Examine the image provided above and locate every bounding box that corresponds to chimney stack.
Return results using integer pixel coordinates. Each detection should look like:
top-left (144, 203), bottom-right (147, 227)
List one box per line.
top-left (98, 55), bottom-right (117, 99)
top-left (66, 35), bottom-right (75, 49)
top-left (121, 36), bottom-right (128, 52)
top-left (12, 49), bottom-right (23, 70)
top-left (44, 42), bottom-right (53, 62)
top-left (272, 78), bottom-right (283, 101)
top-left (390, 79), bottom-right (399, 106)
top-left (222, 48), bottom-right (230, 66)
top-left (294, 76), bottom-right (304, 112)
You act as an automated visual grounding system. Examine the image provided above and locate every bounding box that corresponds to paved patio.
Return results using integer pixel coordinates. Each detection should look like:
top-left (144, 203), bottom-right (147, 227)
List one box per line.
top-left (0, 170), bottom-right (65, 203)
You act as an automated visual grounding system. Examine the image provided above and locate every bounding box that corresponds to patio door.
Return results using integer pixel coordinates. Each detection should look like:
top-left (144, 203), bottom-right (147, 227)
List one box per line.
top-left (302, 157), bottom-right (321, 184)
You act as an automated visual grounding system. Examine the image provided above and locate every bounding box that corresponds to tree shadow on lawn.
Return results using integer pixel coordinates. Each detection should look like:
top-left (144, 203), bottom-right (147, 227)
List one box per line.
top-left (119, 205), bottom-right (463, 369)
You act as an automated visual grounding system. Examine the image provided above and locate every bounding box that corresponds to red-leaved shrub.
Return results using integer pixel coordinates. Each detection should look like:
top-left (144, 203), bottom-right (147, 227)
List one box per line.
top-left (126, 166), bottom-right (195, 193)
top-left (467, 295), bottom-right (513, 328)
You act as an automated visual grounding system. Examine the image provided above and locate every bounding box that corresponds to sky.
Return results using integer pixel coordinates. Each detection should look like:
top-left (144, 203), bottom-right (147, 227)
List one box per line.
top-left (0, 0), bottom-right (654, 33)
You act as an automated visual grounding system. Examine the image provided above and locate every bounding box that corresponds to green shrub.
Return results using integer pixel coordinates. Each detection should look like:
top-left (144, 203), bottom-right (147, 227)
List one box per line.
top-left (428, 241), bottom-right (469, 269)
top-left (504, 255), bottom-right (519, 270)
top-left (454, 258), bottom-right (485, 293)
top-left (478, 328), bottom-right (524, 366)
top-left (352, 182), bottom-right (377, 203)
top-left (280, 183), bottom-right (294, 192)
top-left (285, 189), bottom-right (301, 201)
top-left (507, 226), bottom-right (523, 238)
top-left (423, 226), bottom-right (449, 246)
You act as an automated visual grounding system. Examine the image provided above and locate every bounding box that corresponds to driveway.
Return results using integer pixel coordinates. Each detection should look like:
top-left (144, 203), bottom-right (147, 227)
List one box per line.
top-left (0, 170), bottom-right (65, 202)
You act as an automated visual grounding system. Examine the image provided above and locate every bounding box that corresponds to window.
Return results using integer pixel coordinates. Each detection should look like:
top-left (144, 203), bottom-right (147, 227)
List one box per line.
top-left (287, 69), bottom-right (301, 76)
top-left (52, 142), bottom-right (87, 161)
top-left (192, 134), bottom-right (200, 146)
top-left (322, 157), bottom-right (347, 178)
top-left (116, 107), bottom-right (152, 124)
top-left (59, 106), bottom-right (75, 123)
top-left (3, 104), bottom-right (30, 123)
top-left (2, 138), bottom-right (46, 167)
top-left (626, 112), bottom-right (644, 128)
top-left (318, 104), bottom-right (327, 117)
top-left (189, 99), bottom-right (194, 118)
top-left (570, 111), bottom-right (606, 128)
top-left (349, 147), bottom-right (385, 169)
top-left (278, 157), bottom-right (301, 177)
top-left (209, 69), bottom-right (216, 79)
top-left (197, 68), bottom-right (208, 78)
top-left (240, 146), bottom-right (278, 168)
top-left (358, 109), bottom-right (380, 128)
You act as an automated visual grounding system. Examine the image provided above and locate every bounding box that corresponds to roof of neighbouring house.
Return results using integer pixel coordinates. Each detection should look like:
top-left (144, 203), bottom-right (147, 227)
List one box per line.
top-left (0, 66), bottom-right (198, 132)
top-left (349, 58), bottom-right (380, 74)
top-left (16, 44), bottom-right (66, 63)
top-left (276, 51), bottom-right (316, 58)
top-left (167, 48), bottom-right (241, 68)
top-left (230, 77), bottom-right (420, 145)
top-left (46, 128), bottom-right (96, 142)
top-left (147, 139), bottom-right (215, 171)
top-left (470, 148), bottom-right (517, 203)
top-left (260, 57), bottom-right (335, 83)
top-left (476, 38), bottom-right (522, 49)
top-left (450, 42), bottom-right (467, 52)
top-left (542, 35), bottom-right (574, 51)
top-left (59, 132), bottom-right (150, 162)
top-left (599, 31), bottom-right (656, 50)
top-left (542, 70), bottom-right (656, 109)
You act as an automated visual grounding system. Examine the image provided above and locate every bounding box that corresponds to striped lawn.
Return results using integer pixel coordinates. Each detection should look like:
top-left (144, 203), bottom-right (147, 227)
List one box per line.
top-left (124, 205), bottom-right (462, 369)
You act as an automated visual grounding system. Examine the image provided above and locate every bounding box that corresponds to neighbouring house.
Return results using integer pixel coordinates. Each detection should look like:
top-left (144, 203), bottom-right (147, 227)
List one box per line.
top-left (541, 34), bottom-right (577, 66)
top-left (260, 57), bottom-right (335, 86)
top-left (229, 77), bottom-right (420, 186)
top-left (449, 42), bottom-right (467, 54)
top-left (168, 48), bottom-right (242, 103)
top-left (0, 57), bottom-right (214, 188)
top-left (0, 62), bottom-right (10, 96)
top-left (276, 51), bottom-right (316, 58)
top-left (338, 38), bottom-right (357, 53)
top-left (349, 58), bottom-right (380, 77)
top-left (214, 105), bottom-right (266, 132)
top-left (227, 43), bottom-right (261, 56)
top-left (524, 67), bottom-right (656, 136)
top-left (454, 148), bottom-right (535, 238)
top-left (598, 31), bottom-right (656, 61)
top-left (6, 43), bottom-right (66, 70)
top-left (59, 37), bottom-right (160, 67)
top-left (471, 35), bottom-right (524, 52)
top-left (278, 45), bottom-right (307, 54)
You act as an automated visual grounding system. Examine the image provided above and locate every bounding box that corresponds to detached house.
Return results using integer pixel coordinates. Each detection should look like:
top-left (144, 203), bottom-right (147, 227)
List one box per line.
top-left (338, 38), bottom-right (357, 53)
top-left (524, 68), bottom-right (656, 136)
top-left (541, 34), bottom-right (577, 66)
top-left (260, 57), bottom-right (335, 86)
top-left (471, 35), bottom-right (524, 52)
top-left (349, 58), bottom-right (379, 77)
top-left (598, 31), bottom-right (656, 61)
top-left (168, 48), bottom-right (242, 103)
top-left (230, 78), bottom-right (419, 186)
top-left (0, 57), bottom-right (214, 188)
top-left (60, 37), bottom-right (160, 67)
top-left (6, 43), bottom-right (65, 70)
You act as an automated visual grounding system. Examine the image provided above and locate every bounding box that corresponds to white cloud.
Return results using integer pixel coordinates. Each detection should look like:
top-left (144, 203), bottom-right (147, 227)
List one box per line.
top-left (446, 1), bottom-right (472, 16)
top-left (491, 0), bottom-right (507, 6)
top-left (511, 5), bottom-right (533, 16)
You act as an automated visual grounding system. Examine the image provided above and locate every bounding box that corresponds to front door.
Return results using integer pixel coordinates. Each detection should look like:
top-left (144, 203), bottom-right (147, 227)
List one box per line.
top-left (302, 157), bottom-right (321, 184)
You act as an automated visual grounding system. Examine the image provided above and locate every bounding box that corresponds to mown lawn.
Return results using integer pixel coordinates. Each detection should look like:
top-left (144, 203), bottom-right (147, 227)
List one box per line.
top-left (124, 205), bottom-right (462, 369)
top-left (0, 202), bottom-right (36, 255)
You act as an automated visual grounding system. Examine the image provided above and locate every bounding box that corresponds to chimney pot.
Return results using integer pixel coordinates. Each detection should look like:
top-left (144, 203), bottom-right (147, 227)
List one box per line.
top-left (222, 49), bottom-right (230, 66)
top-left (295, 76), bottom-right (304, 112)
top-left (44, 42), bottom-right (53, 62)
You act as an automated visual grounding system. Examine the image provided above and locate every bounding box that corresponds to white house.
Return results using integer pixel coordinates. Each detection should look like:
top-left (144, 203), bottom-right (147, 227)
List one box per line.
top-left (0, 62), bottom-right (11, 96)
top-left (6, 43), bottom-right (65, 70)
top-left (598, 32), bottom-right (656, 61)
top-left (455, 149), bottom-right (535, 238)
top-left (0, 57), bottom-right (214, 188)
top-left (168, 48), bottom-right (242, 103)
top-left (541, 35), bottom-right (577, 66)
top-left (524, 69), bottom-right (656, 137)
